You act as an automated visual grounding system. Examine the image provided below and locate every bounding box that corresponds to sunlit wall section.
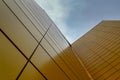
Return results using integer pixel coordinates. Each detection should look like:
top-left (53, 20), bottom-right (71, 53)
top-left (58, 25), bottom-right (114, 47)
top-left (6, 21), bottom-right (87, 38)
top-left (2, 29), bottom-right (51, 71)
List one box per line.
top-left (0, 0), bottom-right (91, 80)
top-left (72, 21), bottom-right (120, 80)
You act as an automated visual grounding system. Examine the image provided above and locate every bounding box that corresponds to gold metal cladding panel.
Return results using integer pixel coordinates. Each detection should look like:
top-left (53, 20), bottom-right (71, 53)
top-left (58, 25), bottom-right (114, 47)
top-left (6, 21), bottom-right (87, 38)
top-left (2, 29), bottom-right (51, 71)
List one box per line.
top-left (15, 0), bottom-right (46, 35)
top-left (45, 33), bottom-right (61, 54)
top-left (41, 38), bottom-right (59, 58)
top-left (4, 0), bottom-right (43, 42)
top-left (0, 0), bottom-right (96, 79)
top-left (52, 24), bottom-right (69, 48)
top-left (96, 68), bottom-right (116, 80)
top-left (41, 38), bottom-right (78, 80)
top-left (29, 0), bottom-right (52, 28)
top-left (72, 21), bottom-right (120, 80)
top-left (19, 63), bottom-right (45, 80)
top-left (49, 25), bottom-right (69, 49)
top-left (92, 64), bottom-right (113, 79)
top-left (17, 0), bottom-right (49, 33)
top-left (41, 35), bottom-right (90, 79)
top-left (31, 45), bottom-right (69, 80)
top-left (107, 70), bottom-right (120, 80)
top-left (63, 47), bottom-right (91, 80)
top-left (21, 0), bottom-right (50, 31)
top-left (0, 31), bottom-right (26, 80)
top-left (0, 0), bottom-right (38, 58)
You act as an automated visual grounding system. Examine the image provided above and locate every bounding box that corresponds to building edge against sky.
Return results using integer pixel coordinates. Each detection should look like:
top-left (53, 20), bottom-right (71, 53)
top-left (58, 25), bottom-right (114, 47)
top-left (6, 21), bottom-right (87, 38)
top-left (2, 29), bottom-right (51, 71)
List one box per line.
top-left (0, 0), bottom-right (90, 80)
top-left (0, 0), bottom-right (120, 80)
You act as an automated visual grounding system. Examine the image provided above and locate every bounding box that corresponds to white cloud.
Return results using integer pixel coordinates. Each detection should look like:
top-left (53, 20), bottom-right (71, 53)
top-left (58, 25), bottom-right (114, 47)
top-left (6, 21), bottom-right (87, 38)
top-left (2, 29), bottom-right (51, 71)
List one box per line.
top-left (34, 0), bottom-right (70, 34)
top-left (34, 0), bottom-right (88, 43)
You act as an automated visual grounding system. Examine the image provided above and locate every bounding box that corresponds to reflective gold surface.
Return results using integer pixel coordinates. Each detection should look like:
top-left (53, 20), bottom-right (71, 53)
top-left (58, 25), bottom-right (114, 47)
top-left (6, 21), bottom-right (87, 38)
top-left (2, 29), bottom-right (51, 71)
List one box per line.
top-left (19, 63), bottom-right (45, 80)
top-left (0, 0), bottom-right (93, 79)
top-left (2, 0), bottom-right (116, 80)
top-left (0, 0), bottom-right (38, 58)
top-left (72, 21), bottom-right (120, 80)
top-left (0, 32), bottom-right (26, 80)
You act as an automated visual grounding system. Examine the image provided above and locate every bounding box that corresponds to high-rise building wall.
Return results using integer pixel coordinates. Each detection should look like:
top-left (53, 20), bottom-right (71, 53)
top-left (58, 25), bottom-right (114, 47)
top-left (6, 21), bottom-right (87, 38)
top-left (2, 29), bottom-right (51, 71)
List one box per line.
top-left (72, 21), bottom-right (120, 80)
top-left (1, 0), bottom-right (120, 80)
top-left (0, 0), bottom-right (90, 80)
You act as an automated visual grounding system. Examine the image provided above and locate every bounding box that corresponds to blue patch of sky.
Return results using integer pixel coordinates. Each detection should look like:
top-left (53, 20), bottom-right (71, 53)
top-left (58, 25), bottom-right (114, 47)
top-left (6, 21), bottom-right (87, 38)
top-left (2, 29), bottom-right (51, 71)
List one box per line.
top-left (35, 0), bottom-right (120, 43)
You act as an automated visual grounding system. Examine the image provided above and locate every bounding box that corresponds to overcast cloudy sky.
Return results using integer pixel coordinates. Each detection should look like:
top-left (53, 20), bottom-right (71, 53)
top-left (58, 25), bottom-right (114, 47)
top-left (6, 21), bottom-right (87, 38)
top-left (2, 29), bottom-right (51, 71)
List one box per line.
top-left (35, 0), bottom-right (120, 43)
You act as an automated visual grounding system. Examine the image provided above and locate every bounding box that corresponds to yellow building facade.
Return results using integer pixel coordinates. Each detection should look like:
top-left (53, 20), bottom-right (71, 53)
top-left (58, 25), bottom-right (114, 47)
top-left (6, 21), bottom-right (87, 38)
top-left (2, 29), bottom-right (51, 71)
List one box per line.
top-left (0, 0), bottom-right (90, 80)
top-left (72, 21), bottom-right (120, 80)
top-left (0, 0), bottom-right (120, 80)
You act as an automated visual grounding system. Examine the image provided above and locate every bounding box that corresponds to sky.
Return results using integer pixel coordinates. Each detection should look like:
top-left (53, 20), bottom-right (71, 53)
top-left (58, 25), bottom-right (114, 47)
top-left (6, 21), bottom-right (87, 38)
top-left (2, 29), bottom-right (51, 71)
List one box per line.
top-left (35, 0), bottom-right (120, 43)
